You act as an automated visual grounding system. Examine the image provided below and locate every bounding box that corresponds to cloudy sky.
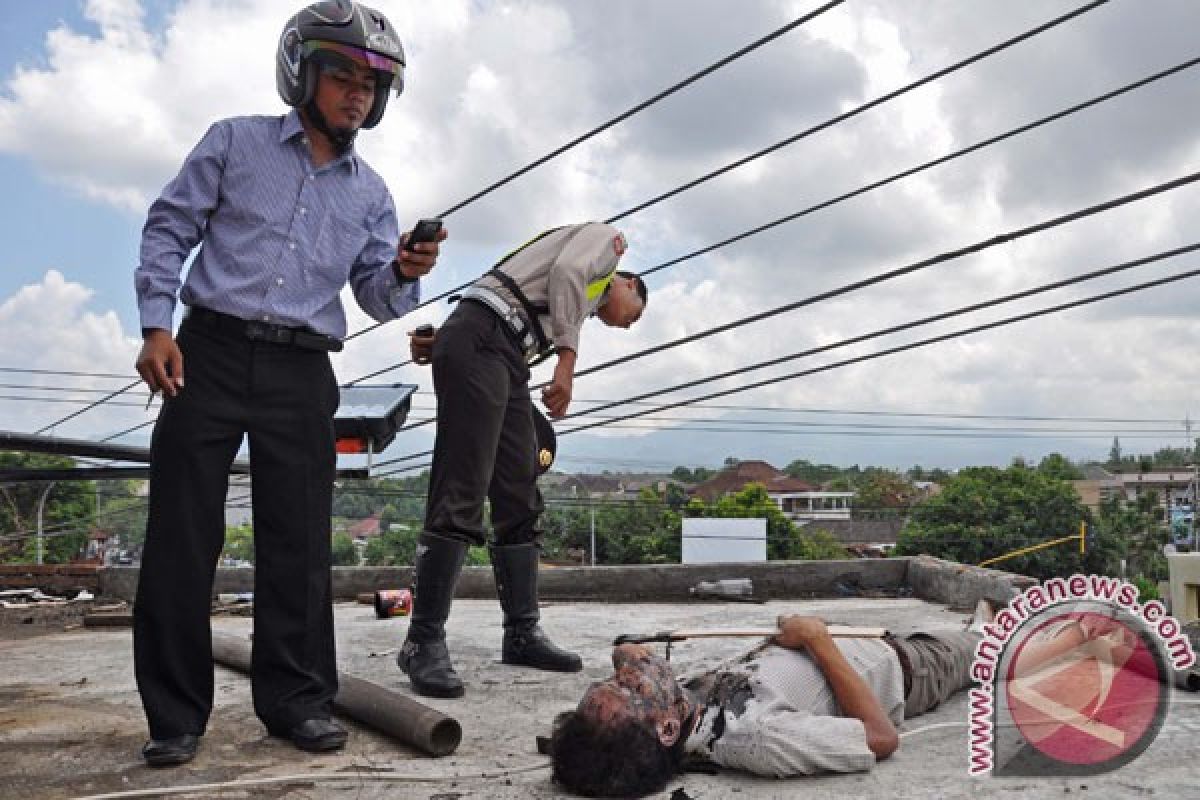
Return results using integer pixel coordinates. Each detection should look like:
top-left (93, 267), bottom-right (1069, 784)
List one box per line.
top-left (1, 0), bottom-right (1198, 475)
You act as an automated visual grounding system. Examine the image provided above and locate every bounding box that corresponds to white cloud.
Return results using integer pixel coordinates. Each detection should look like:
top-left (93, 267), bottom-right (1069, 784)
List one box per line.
top-left (1, 0), bottom-right (1199, 469)
top-left (0, 271), bottom-right (144, 437)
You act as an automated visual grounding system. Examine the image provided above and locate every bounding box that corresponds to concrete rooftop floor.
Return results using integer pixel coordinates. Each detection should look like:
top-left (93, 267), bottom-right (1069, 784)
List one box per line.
top-left (2, 597), bottom-right (1197, 799)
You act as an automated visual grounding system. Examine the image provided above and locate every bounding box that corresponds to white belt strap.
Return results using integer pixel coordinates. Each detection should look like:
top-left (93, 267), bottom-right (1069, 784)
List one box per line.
top-left (461, 286), bottom-right (539, 358)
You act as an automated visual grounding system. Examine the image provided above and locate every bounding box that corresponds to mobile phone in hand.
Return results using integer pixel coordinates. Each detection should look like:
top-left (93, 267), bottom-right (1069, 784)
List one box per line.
top-left (403, 218), bottom-right (443, 252)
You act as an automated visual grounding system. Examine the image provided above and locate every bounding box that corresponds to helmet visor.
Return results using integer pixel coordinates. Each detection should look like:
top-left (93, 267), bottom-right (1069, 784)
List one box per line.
top-left (304, 40), bottom-right (404, 93)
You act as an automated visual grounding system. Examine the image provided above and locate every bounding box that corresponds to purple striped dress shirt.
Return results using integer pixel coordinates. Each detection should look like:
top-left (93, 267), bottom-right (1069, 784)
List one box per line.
top-left (135, 110), bottom-right (418, 338)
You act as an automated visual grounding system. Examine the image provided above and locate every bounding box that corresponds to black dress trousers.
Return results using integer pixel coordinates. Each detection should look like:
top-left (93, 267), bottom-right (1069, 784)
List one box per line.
top-left (133, 314), bottom-right (340, 739)
top-left (424, 300), bottom-right (544, 547)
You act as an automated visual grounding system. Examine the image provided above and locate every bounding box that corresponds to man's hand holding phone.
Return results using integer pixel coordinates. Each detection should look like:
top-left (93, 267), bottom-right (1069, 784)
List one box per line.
top-left (395, 218), bottom-right (446, 281)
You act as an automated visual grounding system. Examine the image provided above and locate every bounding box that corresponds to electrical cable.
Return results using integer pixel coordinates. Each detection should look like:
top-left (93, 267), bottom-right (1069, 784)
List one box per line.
top-left (569, 171), bottom-right (1200, 386)
top-left (0, 367), bottom-right (131, 380)
top-left (605, 0), bottom-right (1109, 223)
top-left (370, 232), bottom-right (1200, 472)
top-left (559, 264), bottom-right (1200, 437)
top-left (341, 10), bottom-right (1174, 387)
top-left (0, 395), bottom-right (147, 408)
top-left (435, 1), bottom-right (846, 219)
top-left (341, 1), bottom-right (846, 347)
top-left (377, 167), bottom-right (1200, 448)
top-left (33, 379), bottom-right (141, 436)
top-left (635, 54), bottom-right (1200, 279)
top-left (558, 242), bottom-right (1200, 424)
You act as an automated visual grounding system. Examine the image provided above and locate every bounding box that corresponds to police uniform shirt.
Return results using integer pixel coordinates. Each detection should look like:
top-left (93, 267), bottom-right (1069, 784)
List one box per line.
top-left (474, 222), bottom-right (626, 355)
top-left (679, 639), bottom-right (906, 777)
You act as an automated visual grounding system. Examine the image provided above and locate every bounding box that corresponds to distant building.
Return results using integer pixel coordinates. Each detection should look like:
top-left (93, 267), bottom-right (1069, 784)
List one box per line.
top-left (688, 460), bottom-right (855, 523)
top-left (1071, 466), bottom-right (1197, 543)
top-left (1114, 469), bottom-right (1197, 510)
top-left (348, 513), bottom-right (383, 541)
top-left (555, 473), bottom-right (625, 498)
top-left (1069, 465), bottom-right (1123, 512)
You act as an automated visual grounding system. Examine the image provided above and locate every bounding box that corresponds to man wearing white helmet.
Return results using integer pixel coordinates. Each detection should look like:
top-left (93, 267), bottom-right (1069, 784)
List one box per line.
top-left (132, 0), bottom-right (442, 766)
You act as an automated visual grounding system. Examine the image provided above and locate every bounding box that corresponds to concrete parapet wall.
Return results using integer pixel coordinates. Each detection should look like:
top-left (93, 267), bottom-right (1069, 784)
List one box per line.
top-left (101, 559), bottom-right (910, 602)
top-left (904, 555), bottom-right (1036, 609)
top-left (99, 557), bottom-right (1035, 606)
top-left (0, 563), bottom-right (100, 593)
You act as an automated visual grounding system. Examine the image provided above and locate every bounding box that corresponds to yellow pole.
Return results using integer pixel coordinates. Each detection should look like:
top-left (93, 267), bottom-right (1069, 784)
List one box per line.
top-left (978, 533), bottom-right (1082, 569)
top-left (1080, 520), bottom-right (1086, 554)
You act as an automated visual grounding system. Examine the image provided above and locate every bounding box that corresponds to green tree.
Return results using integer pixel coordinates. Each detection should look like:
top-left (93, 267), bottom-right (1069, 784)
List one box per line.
top-left (1108, 437), bottom-right (1122, 466)
top-left (331, 532), bottom-right (359, 566)
top-left (1096, 493), bottom-right (1167, 584)
top-left (783, 459), bottom-right (844, 485)
top-left (796, 528), bottom-right (852, 560)
top-left (543, 490), bottom-right (682, 565)
top-left (94, 480), bottom-right (149, 551)
top-left (664, 482), bottom-right (691, 511)
top-left (852, 470), bottom-right (914, 516)
top-left (686, 484), bottom-right (848, 561)
top-left (1037, 453), bottom-right (1083, 481)
top-left (221, 525), bottom-right (255, 564)
top-left (1, 452), bottom-right (95, 563)
top-left (363, 525), bottom-right (419, 566)
top-left (894, 465), bottom-right (1113, 580)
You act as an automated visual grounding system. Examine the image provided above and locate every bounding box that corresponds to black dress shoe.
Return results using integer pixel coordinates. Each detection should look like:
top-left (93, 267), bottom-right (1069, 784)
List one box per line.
top-left (141, 734), bottom-right (199, 767)
top-left (269, 718), bottom-right (348, 752)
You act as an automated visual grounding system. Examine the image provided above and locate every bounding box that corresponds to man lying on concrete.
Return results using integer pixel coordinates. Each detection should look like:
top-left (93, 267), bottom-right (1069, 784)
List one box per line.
top-left (550, 605), bottom-right (992, 797)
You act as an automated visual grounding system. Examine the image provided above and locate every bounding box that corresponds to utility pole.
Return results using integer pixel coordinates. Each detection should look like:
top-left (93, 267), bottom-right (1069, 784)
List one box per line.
top-left (590, 505), bottom-right (596, 567)
top-left (1188, 416), bottom-right (1197, 550)
top-left (1185, 460), bottom-right (1195, 554)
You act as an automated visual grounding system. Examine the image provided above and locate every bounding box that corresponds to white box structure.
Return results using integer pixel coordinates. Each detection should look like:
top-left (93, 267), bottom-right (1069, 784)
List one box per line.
top-left (1168, 552), bottom-right (1200, 624)
top-left (682, 518), bottom-right (767, 564)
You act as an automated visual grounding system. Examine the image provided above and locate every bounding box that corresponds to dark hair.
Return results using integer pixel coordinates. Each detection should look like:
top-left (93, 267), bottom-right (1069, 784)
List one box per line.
top-left (551, 711), bottom-right (679, 797)
top-left (615, 270), bottom-right (648, 307)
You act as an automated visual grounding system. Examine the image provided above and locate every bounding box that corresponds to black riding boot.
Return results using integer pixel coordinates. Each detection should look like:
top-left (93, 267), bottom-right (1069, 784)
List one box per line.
top-left (491, 543), bottom-right (582, 672)
top-left (398, 532), bottom-right (468, 697)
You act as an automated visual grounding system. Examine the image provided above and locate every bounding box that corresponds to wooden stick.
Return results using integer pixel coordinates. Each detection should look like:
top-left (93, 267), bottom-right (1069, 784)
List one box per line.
top-left (614, 625), bottom-right (886, 646)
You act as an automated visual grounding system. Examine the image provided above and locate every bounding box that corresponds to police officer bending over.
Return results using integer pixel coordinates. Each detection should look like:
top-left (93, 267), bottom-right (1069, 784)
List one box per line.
top-left (132, 0), bottom-right (443, 766)
top-left (402, 223), bottom-right (647, 698)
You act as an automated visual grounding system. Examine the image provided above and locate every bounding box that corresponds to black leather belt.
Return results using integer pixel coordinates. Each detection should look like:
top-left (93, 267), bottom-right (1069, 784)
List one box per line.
top-left (185, 307), bottom-right (343, 352)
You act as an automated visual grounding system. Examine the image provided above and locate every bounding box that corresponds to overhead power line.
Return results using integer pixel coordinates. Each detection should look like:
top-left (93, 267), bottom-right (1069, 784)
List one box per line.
top-left (370, 250), bottom-right (1199, 478)
top-left (635, 54), bottom-right (1200, 280)
top-left (559, 265), bottom-right (1200, 437)
top-left (0, 382), bottom-right (151, 397)
top-left (34, 379), bottom-right (141, 436)
top-left (559, 242), bottom-right (1200, 425)
top-left (340, 1), bottom-right (1125, 380)
top-left (373, 169), bottom-right (1200, 458)
top-left (568, 170), bottom-right (1200, 385)
top-left (564, 400), bottom-right (1188, 425)
top-left (12, 36), bottom-right (1183, 402)
top-left (604, 0), bottom-right (1109, 223)
top-left (341, 2), bottom-right (845, 348)
top-left (0, 367), bottom-right (131, 380)
top-left (0, 395), bottom-right (147, 408)
top-left (435, 0), bottom-right (846, 218)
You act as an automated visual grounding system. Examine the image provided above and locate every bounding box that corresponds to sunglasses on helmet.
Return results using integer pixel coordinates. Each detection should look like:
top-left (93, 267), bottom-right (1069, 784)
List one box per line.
top-left (304, 40), bottom-right (404, 92)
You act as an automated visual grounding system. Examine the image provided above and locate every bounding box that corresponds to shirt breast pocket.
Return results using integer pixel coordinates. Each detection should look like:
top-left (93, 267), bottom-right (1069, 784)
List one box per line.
top-left (310, 213), bottom-right (371, 288)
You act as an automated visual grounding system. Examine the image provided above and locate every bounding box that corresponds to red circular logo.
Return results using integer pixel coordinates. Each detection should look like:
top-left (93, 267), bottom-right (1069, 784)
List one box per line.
top-left (1005, 610), bottom-right (1165, 768)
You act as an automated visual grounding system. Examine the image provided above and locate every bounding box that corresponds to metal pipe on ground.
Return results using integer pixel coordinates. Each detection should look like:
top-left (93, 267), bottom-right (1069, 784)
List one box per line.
top-left (211, 632), bottom-right (461, 757)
